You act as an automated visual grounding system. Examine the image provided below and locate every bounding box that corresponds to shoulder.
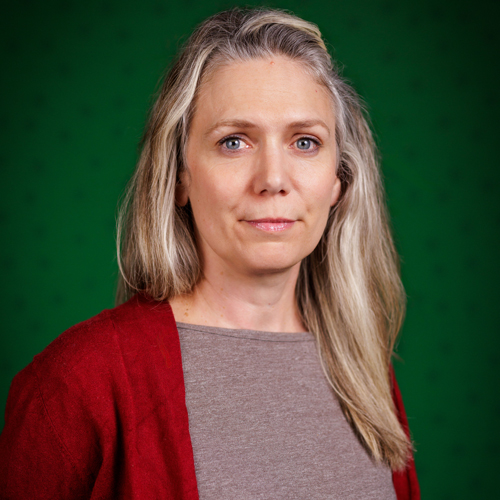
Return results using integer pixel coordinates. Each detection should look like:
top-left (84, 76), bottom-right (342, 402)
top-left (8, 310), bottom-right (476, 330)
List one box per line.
top-left (4, 293), bottom-right (179, 444)
top-left (6, 294), bottom-right (177, 419)
top-left (1, 295), bottom-right (179, 488)
top-left (30, 293), bottom-right (176, 385)
top-left (0, 296), bottom-right (182, 497)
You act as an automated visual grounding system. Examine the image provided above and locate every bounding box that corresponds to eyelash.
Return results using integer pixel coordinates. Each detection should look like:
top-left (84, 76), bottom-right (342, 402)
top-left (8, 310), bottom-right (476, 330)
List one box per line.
top-left (217, 135), bottom-right (322, 153)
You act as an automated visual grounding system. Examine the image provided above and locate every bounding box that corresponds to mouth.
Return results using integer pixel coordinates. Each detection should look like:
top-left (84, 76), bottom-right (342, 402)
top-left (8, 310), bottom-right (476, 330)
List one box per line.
top-left (244, 218), bottom-right (296, 232)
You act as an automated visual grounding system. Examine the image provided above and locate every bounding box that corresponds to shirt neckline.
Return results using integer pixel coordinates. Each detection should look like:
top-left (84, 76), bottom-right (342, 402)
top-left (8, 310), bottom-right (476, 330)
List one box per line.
top-left (175, 321), bottom-right (314, 343)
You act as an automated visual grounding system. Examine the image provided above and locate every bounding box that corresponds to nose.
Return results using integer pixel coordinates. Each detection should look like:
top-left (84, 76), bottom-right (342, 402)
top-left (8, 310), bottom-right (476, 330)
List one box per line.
top-left (252, 143), bottom-right (292, 196)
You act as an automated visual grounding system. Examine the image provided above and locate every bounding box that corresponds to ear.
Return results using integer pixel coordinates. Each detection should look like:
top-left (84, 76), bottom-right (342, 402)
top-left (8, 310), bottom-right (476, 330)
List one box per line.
top-left (175, 172), bottom-right (189, 207)
top-left (330, 176), bottom-right (342, 207)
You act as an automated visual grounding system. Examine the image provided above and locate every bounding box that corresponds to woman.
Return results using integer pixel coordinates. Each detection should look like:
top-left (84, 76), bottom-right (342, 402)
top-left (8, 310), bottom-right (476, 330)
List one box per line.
top-left (0, 7), bottom-right (419, 499)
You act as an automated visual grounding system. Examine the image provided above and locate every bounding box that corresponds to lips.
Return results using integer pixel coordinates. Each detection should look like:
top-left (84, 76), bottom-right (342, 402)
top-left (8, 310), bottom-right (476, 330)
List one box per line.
top-left (245, 218), bottom-right (295, 232)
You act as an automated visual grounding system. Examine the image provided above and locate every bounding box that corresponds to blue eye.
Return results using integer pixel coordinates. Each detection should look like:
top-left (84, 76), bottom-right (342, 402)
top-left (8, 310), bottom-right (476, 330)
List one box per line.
top-left (224, 138), bottom-right (241, 150)
top-left (297, 138), bottom-right (313, 150)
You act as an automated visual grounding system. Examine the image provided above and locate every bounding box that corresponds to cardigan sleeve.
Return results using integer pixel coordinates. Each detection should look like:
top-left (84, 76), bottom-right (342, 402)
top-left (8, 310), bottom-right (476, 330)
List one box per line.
top-left (390, 366), bottom-right (421, 500)
top-left (0, 362), bottom-right (94, 499)
top-left (0, 313), bottom-right (121, 499)
top-left (0, 299), bottom-right (200, 500)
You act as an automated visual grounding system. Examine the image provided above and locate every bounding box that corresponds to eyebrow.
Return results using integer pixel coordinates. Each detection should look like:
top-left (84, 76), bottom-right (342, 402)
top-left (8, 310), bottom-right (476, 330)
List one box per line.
top-left (204, 118), bottom-right (331, 137)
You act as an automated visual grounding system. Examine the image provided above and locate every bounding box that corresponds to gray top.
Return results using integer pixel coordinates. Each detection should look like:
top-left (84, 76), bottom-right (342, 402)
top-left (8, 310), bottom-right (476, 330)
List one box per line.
top-left (177, 322), bottom-right (396, 500)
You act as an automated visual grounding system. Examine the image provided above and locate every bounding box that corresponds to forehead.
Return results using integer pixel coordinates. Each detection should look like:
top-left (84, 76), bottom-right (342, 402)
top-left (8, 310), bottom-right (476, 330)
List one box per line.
top-left (191, 55), bottom-right (335, 131)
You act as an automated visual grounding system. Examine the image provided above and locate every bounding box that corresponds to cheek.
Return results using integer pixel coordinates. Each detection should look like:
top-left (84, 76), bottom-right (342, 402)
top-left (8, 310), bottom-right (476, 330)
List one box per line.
top-left (188, 171), bottom-right (237, 234)
top-left (303, 171), bottom-right (338, 211)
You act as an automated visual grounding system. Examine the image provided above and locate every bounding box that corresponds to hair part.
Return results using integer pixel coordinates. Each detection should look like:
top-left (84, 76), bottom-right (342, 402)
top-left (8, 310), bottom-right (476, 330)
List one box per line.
top-left (116, 7), bottom-right (412, 470)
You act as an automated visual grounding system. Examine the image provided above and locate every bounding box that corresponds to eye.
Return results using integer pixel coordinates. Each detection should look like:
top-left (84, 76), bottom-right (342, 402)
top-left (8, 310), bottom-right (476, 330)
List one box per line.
top-left (219, 136), bottom-right (244, 151)
top-left (295, 137), bottom-right (320, 151)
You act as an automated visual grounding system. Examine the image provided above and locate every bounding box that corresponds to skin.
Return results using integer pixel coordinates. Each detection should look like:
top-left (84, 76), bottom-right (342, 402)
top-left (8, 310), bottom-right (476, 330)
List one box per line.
top-left (170, 55), bottom-right (341, 332)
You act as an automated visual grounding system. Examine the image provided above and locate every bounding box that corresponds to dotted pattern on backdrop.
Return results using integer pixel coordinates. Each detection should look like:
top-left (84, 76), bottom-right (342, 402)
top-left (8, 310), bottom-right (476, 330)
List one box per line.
top-left (0, 1), bottom-right (499, 498)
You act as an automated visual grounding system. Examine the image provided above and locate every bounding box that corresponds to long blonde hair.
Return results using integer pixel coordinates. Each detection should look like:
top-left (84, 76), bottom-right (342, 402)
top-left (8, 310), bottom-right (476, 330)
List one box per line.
top-left (116, 7), bottom-right (412, 470)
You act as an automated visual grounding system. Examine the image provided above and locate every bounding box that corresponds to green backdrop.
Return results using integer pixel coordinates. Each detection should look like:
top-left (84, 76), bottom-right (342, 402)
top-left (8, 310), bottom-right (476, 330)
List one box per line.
top-left (1, 0), bottom-right (499, 497)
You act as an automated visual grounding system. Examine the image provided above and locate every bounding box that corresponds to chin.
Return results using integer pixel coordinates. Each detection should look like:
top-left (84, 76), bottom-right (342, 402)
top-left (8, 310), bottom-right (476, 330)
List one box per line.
top-left (242, 252), bottom-right (304, 275)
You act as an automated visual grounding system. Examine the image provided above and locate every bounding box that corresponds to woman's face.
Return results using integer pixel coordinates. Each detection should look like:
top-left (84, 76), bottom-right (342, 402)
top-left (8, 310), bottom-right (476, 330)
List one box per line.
top-left (180, 55), bottom-right (341, 277)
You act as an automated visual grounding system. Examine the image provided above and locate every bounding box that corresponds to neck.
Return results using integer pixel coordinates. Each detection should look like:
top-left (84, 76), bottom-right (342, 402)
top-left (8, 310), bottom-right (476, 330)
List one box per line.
top-left (170, 260), bottom-right (306, 333)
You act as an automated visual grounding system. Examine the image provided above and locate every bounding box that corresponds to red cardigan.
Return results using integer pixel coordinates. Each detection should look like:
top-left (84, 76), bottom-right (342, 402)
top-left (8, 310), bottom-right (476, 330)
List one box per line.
top-left (0, 294), bottom-right (419, 499)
